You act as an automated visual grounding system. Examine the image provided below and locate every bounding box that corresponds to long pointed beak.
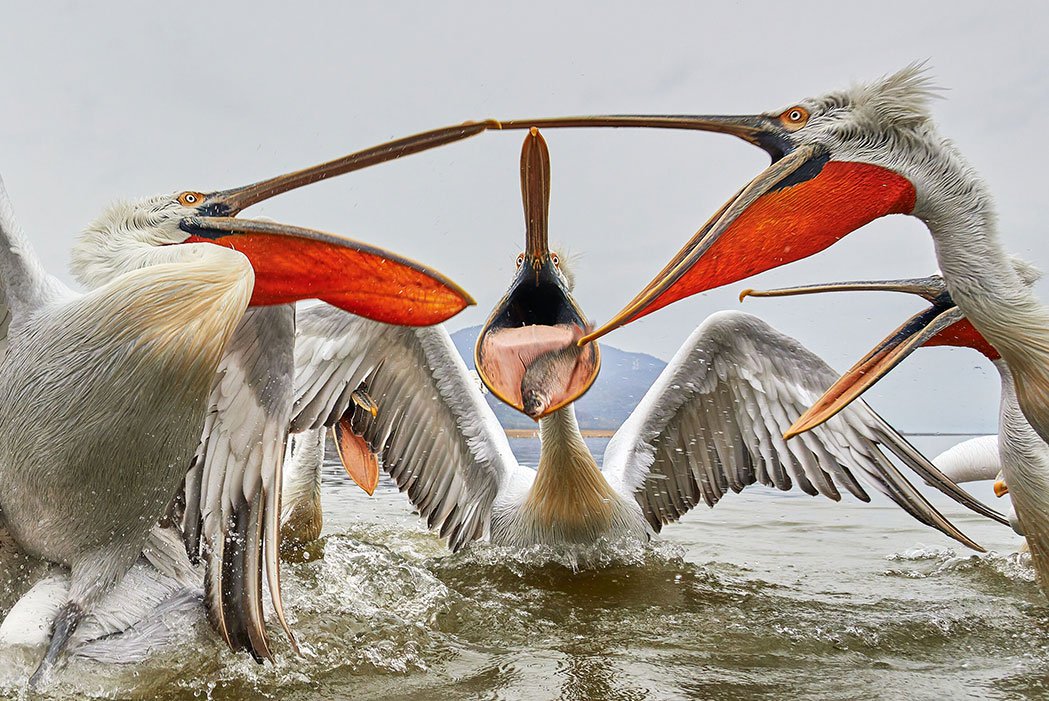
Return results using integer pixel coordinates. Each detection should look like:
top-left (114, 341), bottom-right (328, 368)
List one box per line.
top-left (581, 144), bottom-right (837, 343)
top-left (198, 121), bottom-right (502, 216)
top-left (784, 304), bottom-right (965, 439)
top-left (522, 127), bottom-right (552, 260)
top-left (180, 216), bottom-right (474, 326)
top-left (496, 114), bottom-right (781, 153)
top-left (474, 128), bottom-right (600, 418)
top-left (739, 276), bottom-right (946, 304)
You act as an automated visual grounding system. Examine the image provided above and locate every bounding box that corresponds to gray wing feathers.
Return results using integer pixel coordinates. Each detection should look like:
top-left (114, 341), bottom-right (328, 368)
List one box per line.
top-left (190, 305), bottom-right (296, 658)
top-left (290, 306), bottom-right (520, 551)
top-left (603, 311), bottom-right (997, 548)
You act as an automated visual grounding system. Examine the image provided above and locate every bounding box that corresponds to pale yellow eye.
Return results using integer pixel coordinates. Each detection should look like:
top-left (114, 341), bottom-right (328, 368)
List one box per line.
top-left (550, 253), bottom-right (560, 266)
top-left (178, 191), bottom-right (205, 206)
top-left (516, 253), bottom-right (525, 268)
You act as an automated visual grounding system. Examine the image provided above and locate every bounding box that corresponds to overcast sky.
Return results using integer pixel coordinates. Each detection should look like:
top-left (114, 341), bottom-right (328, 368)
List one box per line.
top-left (1, 1), bottom-right (1044, 432)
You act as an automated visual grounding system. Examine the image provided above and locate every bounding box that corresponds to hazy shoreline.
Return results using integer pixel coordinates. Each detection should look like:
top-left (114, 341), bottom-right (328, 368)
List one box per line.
top-left (504, 428), bottom-right (616, 438)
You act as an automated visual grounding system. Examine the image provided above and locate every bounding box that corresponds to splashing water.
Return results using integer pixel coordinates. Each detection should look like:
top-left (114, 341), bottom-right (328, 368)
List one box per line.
top-left (0, 435), bottom-right (1044, 700)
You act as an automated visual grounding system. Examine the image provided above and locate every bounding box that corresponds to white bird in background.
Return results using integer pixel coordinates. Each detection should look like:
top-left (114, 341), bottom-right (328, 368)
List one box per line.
top-left (494, 66), bottom-right (1049, 470)
top-left (0, 123), bottom-right (485, 682)
top-left (282, 129), bottom-right (1002, 555)
top-left (933, 436), bottom-right (1024, 545)
top-left (742, 266), bottom-right (1049, 585)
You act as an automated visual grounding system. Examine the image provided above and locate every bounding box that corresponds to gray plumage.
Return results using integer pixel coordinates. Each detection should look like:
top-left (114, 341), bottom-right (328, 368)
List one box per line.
top-left (0, 176), bottom-right (252, 680)
top-left (184, 305), bottom-right (297, 659)
top-left (287, 306), bottom-right (992, 552)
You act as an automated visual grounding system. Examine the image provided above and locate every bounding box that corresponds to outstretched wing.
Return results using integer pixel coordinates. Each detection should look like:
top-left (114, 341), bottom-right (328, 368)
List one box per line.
top-left (184, 305), bottom-right (296, 661)
top-left (602, 311), bottom-right (1004, 549)
top-left (0, 175), bottom-right (72, 360)
top-left (290, 305), bottom-right (524, 551)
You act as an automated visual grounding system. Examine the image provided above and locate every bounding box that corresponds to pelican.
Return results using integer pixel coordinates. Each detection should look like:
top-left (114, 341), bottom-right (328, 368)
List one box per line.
top-left (741, 266), bottom-right (1049, 587)
top-left (168, 123), bottom-right (506, 662)
top-left (932, 436), bottom-right (1024, 546)
top-left (280, 429), bottom-right (331, 555)
top-left (282, 129), bottom-right (1001, 555)
top-left (492, 66), bottom-right (1049, 459)
top-left (0, 123), bottom-right (483, 682)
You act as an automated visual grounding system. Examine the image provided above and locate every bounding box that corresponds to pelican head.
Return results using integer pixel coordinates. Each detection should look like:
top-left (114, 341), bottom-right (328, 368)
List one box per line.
top-left (72, 124), bottom-right (495, 325)
top-left (739, 257), bottom-right (1041, 437)
top-left (474, 128), bottom-right (599, 419)
top-left (498, 65), bottom-right (962, 342)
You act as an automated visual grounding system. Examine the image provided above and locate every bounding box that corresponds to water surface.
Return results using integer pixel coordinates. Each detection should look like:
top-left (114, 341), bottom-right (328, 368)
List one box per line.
top-left (0, 435), bottom-right (1040, 700)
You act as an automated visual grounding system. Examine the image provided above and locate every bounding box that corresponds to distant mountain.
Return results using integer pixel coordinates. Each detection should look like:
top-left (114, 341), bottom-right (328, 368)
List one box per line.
top-left (449, 326), bottom-right (667, 430)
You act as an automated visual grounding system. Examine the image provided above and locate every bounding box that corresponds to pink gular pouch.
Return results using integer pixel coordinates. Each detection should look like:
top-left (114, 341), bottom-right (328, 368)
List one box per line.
top-left (474, 128), bottom-right (600, 420)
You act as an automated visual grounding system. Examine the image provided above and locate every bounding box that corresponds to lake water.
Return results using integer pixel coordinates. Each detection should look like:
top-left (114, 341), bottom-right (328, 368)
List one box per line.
top-left (0, 435), bottom-right (1041, 701)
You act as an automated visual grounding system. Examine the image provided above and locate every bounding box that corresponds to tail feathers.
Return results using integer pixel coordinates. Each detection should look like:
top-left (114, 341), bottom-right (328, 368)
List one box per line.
top-left (241, 492), bottom-right (270, 660)
top-left (264, 469), bottom-right (298, 652)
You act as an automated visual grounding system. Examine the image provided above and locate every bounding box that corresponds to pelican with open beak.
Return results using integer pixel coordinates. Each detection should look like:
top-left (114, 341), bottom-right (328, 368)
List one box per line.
top-left (169, 122), bottom-right (495, 323)
top-left (741, 262), bottom-right (1049, 593)
top-left (473, 128), bottom-right (599, 418)
top-left (283, 129), bottom-right (1000, 561)
top-left (495, 84), bottom-right (917, 344)
top-left (0, 120), bottom-right (493, 683)
top-left (498, 68), bottom-right (1049, 479)
top-left (738, 275), bottom-right (997, 438)
top-left (165, 124), bottom-right (508, 665)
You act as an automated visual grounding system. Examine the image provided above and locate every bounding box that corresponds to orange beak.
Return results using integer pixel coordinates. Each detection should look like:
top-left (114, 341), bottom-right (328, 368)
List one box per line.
top-left (994, 478), bottom-right (1009, 498)
top-left (176, 122), bottom-right (499, 324)
top-left (582, 150), bottom-right (916, 344)
top-left (332, 388), bottom-right (380, 496)
top-left (785, 304), bottom-right (964, 439)
top-left (737, 275), bottom-right (970, 438)
top-left (182, 217), bottom-right (472, 326)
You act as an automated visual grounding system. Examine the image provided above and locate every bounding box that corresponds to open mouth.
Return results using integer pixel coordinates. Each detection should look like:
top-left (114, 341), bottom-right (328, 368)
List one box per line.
top-left (473, 128), bottom-right (600, 419)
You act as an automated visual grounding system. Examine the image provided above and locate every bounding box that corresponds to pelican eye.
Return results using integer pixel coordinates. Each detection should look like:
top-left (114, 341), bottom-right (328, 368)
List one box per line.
top-left (550, 253), bottom-right (560, 266)
top-left (177, 191), bottom-right (205, 206)
top-left (779, 106), bottom-right (809, 130)
top-left (516, 253), bottom-right (525, 268)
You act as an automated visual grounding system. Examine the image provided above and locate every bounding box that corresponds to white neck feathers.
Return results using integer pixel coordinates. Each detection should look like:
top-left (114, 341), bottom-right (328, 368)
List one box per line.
top-left (916, 150), bottom-right (1049, 446)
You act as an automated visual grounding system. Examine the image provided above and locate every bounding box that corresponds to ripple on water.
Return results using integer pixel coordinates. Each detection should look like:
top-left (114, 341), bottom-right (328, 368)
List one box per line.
top-left (2, 521), bottom-right (1049, 700)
